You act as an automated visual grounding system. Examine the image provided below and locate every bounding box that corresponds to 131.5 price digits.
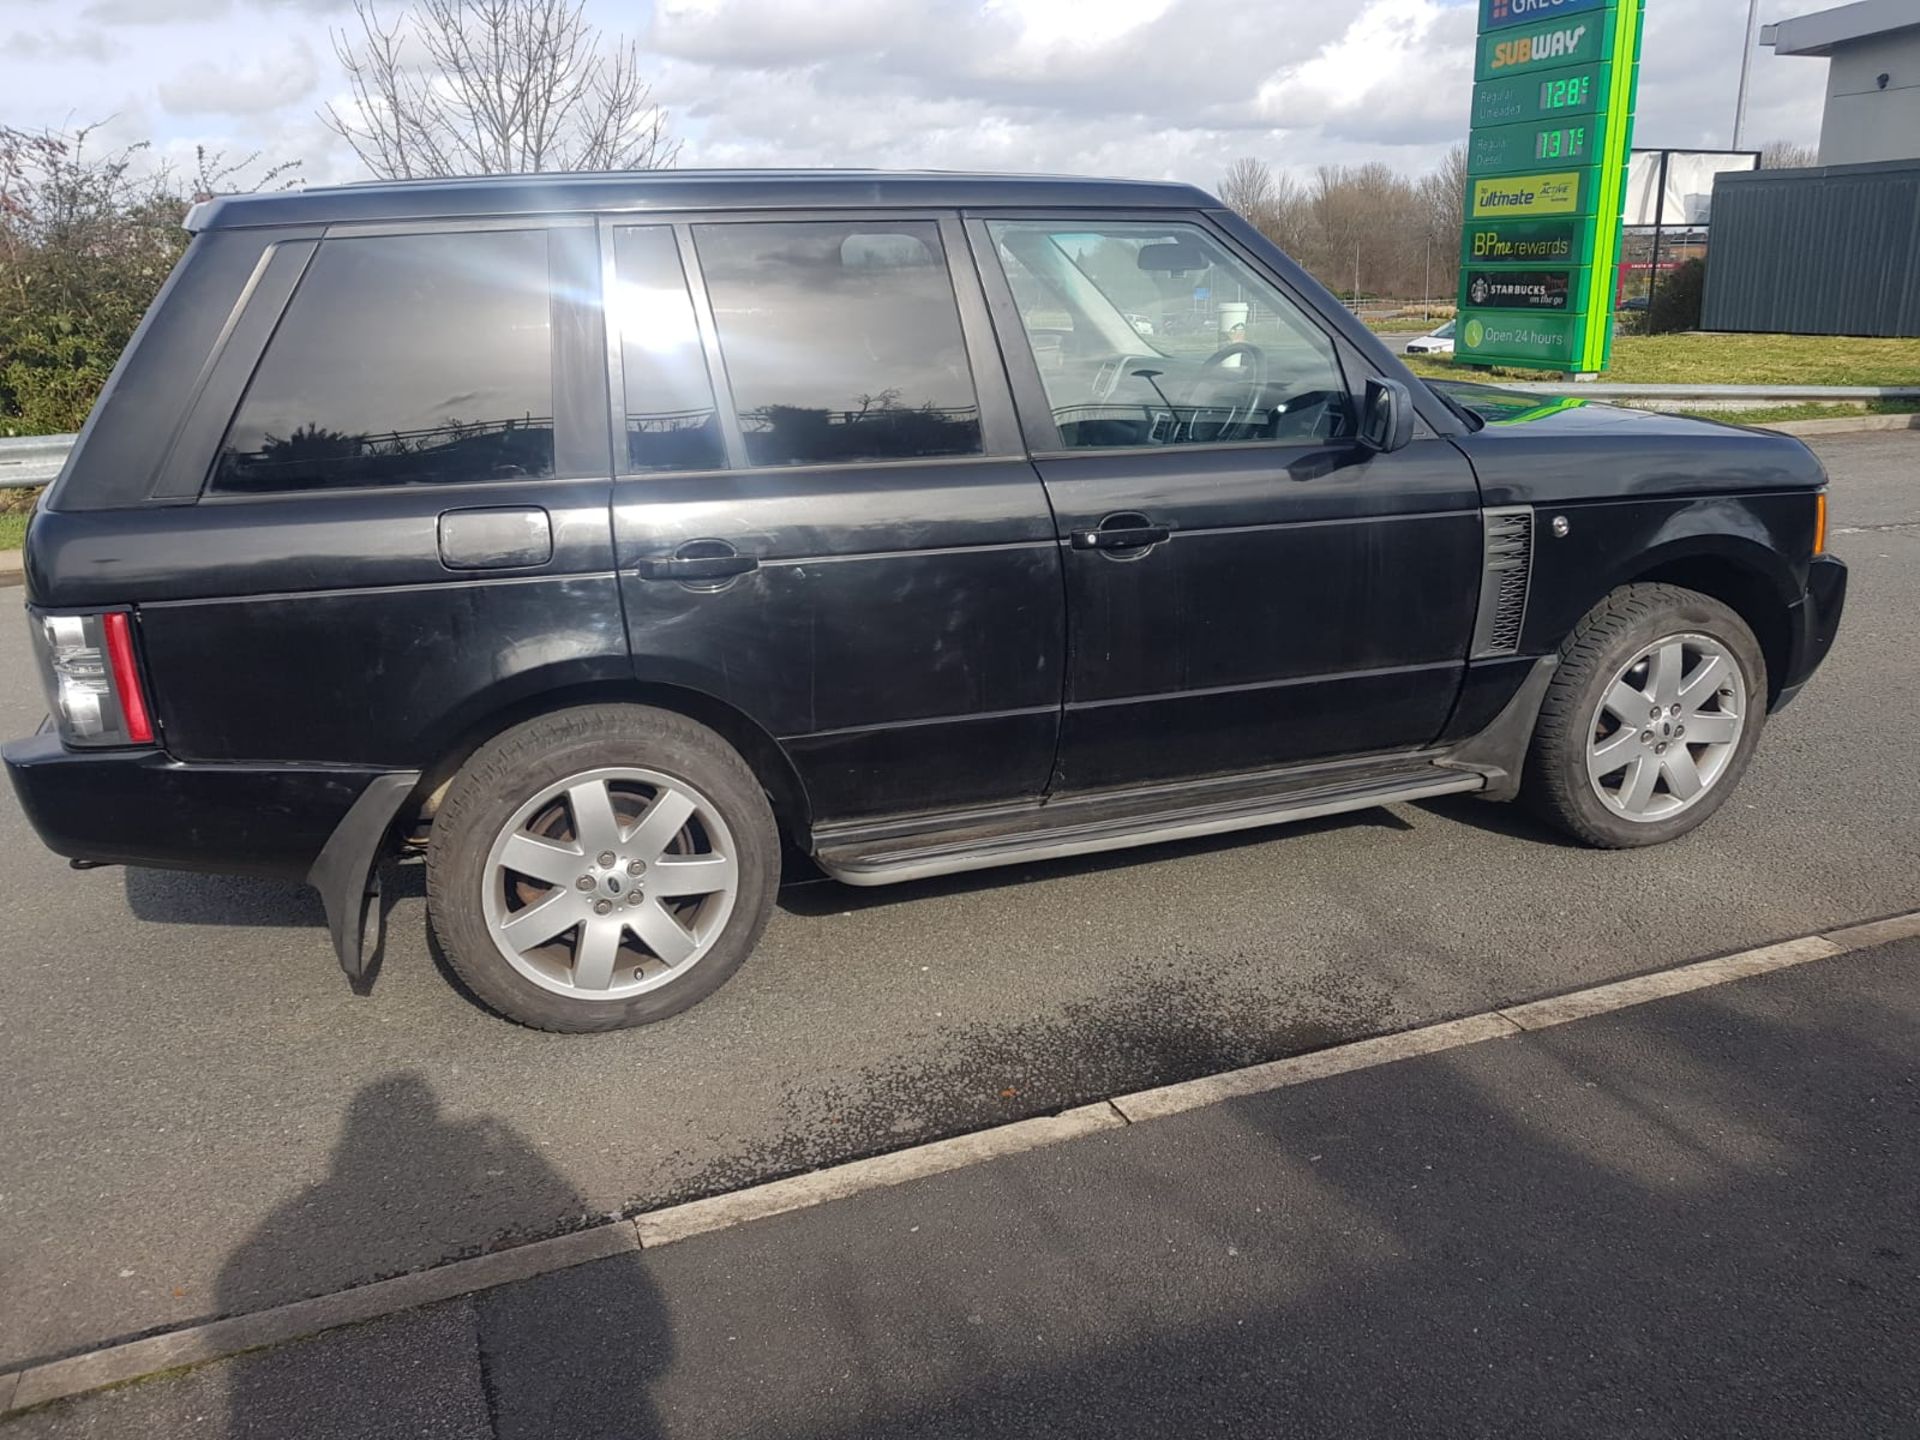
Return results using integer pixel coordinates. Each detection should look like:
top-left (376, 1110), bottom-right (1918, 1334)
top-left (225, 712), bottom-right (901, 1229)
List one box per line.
top-left (1534, 126), bottom-right (1588, 161)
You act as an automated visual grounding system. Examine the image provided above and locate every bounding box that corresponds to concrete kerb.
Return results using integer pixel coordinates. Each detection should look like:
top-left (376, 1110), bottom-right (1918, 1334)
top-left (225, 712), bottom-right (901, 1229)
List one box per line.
top-left (1765, 412), bottom-right (1920, 436)
top-left (3, 908), bottom-right (1917, 1417)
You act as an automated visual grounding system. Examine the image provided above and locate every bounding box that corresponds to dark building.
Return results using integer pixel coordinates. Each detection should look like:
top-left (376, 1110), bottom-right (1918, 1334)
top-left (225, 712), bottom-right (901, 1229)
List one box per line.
top-left (1701, 158), bottom-right (1920, 337)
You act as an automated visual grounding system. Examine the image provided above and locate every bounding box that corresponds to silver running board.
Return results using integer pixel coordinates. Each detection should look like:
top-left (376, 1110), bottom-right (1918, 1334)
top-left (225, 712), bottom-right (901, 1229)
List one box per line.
top-left (820, 772), bottom-right (1485, 887)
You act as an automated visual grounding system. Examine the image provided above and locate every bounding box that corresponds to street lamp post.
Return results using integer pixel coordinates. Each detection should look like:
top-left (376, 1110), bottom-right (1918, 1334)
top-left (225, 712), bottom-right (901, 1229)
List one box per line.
top-left (1732, 0), bottom-right (1763, 149)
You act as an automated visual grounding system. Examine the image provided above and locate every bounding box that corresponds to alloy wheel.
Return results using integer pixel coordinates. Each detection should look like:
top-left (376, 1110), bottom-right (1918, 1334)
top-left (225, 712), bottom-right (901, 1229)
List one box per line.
top-left (1586, 633), bottom-right (1747, 822)
top-left (480, 766), bottom-right (739, 999)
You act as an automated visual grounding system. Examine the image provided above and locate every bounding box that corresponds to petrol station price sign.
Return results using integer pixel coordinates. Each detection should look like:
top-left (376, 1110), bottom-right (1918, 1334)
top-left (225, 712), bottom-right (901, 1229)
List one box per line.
top-left (1455, 0), bottom-right (1644, 373)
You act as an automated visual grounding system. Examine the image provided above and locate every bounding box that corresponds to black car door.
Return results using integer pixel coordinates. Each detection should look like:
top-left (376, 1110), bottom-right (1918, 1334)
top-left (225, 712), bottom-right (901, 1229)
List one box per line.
top-left (970, 213), bottom-right (1483, 793)
top-left (604, 213), bottom-right (1064, 824)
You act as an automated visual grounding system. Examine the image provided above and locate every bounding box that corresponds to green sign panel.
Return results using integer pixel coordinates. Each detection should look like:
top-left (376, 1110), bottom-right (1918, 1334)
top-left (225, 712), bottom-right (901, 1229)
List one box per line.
top-left (1456, 310), bottom-right (1583, 366)
top-left (1458, 0), bottom-right (1644, 374)
top-left (1462, 265), bottom-right (1598, 313)
top-left (1460, 217), bottom-right (1591, 267)
top-left (1468, 117), bottom-right (1595, 175)
top-left (1474, 13), bottom-right (1610, 80)
top-left (1472, 61), bottom-right (1610, 127)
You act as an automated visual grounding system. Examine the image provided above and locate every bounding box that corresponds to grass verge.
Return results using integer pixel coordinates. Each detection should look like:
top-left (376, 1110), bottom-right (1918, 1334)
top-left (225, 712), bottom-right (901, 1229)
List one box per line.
top-left (1406, 332), bottom-right (1920, 387)
top-left (1365, 315), bottom-right (1450, 334)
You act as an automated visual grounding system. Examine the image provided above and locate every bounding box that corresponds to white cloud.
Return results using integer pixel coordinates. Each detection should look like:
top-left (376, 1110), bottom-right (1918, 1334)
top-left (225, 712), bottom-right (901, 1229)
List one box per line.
top-left (81, 0), bottom-right (231, 23)
top-left (0, 0), bottom-right (1829, 198)
top-left (4, 26), bottom-right (122, 61)
top-left (157, 38), bottom-right (319, 116)
top-left (1254, 0), bottom-right (1477, 144)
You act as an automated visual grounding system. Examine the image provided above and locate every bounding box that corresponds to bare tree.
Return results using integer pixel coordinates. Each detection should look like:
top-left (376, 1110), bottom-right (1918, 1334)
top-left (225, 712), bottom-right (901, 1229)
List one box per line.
top-left (1219, 157), bottom-right (1277, 221)
top-left (1759, 139), bottom-right (1818, 170)
top-left (1415, 145), bottom-right (1467, 307)
top-left (1218, 156), bottom-right (1307, 257)
top-left (323, 0), bottom-right (681, 178)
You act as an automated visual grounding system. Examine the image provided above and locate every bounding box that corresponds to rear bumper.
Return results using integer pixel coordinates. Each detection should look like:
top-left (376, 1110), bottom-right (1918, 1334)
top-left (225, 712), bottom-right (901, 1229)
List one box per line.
top-left (2, 731), bottom-right (398, 880)
top-left (1774, 554), bottom-right (1848, 712)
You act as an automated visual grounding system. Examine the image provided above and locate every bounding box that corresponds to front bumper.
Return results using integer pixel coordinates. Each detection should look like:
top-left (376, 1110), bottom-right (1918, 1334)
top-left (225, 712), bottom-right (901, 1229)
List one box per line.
top-left (2, 731), bottom-right (396, 880)
top-left (1774, 553), bottom-right (1848, 712)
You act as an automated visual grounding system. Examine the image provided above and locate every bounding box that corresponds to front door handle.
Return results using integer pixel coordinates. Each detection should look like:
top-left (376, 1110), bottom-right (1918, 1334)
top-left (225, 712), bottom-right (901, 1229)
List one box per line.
top-left (632, 540), bottom-right (759, 584)
top-left (1071, 518), bottom-right (1172, 551)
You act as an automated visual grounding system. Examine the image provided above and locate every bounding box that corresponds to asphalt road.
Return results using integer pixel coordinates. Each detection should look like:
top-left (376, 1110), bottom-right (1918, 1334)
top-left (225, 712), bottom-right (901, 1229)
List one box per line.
top-left (14, 935), bottom-right (1917, 1438)
top-left (2, 433), bottom-right (1916, 1372)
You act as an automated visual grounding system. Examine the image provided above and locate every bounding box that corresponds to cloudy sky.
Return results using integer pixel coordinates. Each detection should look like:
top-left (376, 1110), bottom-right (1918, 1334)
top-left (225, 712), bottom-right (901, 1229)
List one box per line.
top-left (0, 0), bottom-right (1830, 191)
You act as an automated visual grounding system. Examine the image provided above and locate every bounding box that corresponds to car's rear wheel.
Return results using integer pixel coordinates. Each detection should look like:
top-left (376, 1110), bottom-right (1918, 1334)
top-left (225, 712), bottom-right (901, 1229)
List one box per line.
top-left (426, 705), bottom-right (779, 1031)
top-left (1524, 583), bottom-right (1767, 848)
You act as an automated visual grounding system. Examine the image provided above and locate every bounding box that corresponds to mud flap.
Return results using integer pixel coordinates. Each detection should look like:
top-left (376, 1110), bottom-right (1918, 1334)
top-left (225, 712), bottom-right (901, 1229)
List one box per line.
top-left (1437, 655), bottom-right (1558, 802)
top-left (306, 772), bottom-right (419, 983)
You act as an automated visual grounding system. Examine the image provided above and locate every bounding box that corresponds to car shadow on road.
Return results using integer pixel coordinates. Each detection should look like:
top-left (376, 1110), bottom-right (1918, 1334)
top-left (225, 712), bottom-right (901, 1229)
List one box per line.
top-left (120, 863), bottom-right (429, 926)
top-left (1411, 791), bottom-right (1589, 847)
top-left (213, 1071), bottom-right (673, 1439)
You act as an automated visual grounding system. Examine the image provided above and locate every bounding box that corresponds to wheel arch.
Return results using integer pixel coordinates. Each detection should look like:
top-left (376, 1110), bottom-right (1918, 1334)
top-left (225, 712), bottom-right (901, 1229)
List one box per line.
top-left (406, 676), bottom-right (814, 853)
top-left (1616, 539), bottom-right (1796, 706)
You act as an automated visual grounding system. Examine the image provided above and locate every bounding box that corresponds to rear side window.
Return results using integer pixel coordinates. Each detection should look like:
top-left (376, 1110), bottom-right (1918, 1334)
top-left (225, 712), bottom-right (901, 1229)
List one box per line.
top-left (210, 230), bottom-right (554, 494)
top-left (692, 220), bottom-right (982, 467)
top-left (610, 226), bottom-right (726, 473)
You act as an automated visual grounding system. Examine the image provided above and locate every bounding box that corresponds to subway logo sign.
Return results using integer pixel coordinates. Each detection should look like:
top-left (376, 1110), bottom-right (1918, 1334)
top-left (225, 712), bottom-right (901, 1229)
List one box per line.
top-left (1475, 13), bottom-right (1609, 79)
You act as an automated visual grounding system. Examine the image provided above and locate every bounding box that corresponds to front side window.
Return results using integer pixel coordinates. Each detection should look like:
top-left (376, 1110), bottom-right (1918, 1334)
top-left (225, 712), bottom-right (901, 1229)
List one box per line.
top-left (986, 220), bottom-right (1352, 450)
top-left (610, 226), bottom-right (726, 473)
top-left (693, 220), bottom-right (982, 467)
top-left (212, 230), bottom-right (554, 493)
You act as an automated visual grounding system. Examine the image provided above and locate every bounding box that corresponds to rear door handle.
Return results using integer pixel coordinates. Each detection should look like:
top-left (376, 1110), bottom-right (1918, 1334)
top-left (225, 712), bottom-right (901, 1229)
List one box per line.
top-left (633, 555), bottom-right (758, 581)
top-left (1071, 522), bottom-right (1172, 551)
top-left (632, 541), bottom-right (759, 583)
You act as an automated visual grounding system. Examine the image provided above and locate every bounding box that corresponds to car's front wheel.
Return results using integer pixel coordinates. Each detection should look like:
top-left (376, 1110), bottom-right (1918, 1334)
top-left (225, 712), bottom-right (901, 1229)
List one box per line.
top-left (426, 705), bottom-right (779, 1031)
top-left (1524, 583), bottom-right (1767, 848)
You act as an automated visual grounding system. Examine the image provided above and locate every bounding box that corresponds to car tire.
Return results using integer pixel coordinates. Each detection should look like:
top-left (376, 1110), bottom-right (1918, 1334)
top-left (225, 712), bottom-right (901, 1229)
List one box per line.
top-left (1524, 583), bottom-right (1767, 849)
top-left (426, 704), bottom-right (779, 1032)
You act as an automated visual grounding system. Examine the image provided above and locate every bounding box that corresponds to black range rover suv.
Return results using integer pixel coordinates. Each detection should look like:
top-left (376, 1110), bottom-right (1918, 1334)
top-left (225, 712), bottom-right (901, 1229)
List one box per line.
top-left (7, 170), bottom-right (1846, 1031)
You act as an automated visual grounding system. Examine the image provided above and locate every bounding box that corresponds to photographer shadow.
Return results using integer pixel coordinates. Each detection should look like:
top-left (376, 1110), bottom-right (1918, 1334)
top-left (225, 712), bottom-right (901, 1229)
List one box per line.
top-left (214, 1072), bottom-right (673, 1438)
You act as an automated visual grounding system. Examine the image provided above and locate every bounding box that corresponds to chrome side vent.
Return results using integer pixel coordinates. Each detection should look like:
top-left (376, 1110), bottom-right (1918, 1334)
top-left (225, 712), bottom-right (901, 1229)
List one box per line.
top-left (1472, 507), bottom-right (1534, 658)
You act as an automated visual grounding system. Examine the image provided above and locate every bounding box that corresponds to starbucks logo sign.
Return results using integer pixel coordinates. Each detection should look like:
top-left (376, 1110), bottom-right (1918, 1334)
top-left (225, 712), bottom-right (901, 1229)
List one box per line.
top-left (1469, 276), bottom-right (1491, 305)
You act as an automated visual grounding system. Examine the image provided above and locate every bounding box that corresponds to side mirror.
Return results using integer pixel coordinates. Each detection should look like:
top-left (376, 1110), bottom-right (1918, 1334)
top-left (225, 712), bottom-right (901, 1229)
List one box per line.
top-left (1359, 377), bottom-right (1416, 453)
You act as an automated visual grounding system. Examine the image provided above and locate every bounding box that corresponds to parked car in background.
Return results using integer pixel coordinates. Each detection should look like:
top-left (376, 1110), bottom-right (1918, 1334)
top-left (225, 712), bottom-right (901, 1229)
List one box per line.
top-left (6, 171), bottom-right (1845, 1031)
top-left (1404, 319), bottom-right (1455, 355)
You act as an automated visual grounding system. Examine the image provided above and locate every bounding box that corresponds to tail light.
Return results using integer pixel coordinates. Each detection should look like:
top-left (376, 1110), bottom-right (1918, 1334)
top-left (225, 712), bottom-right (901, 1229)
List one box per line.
top-left (30, 610), bottom-right (155, 747)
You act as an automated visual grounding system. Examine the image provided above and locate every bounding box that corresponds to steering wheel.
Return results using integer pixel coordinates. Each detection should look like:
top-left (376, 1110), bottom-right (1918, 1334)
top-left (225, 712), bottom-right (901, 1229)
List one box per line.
top-left (1189, 342), bottom-right (1268, 441)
